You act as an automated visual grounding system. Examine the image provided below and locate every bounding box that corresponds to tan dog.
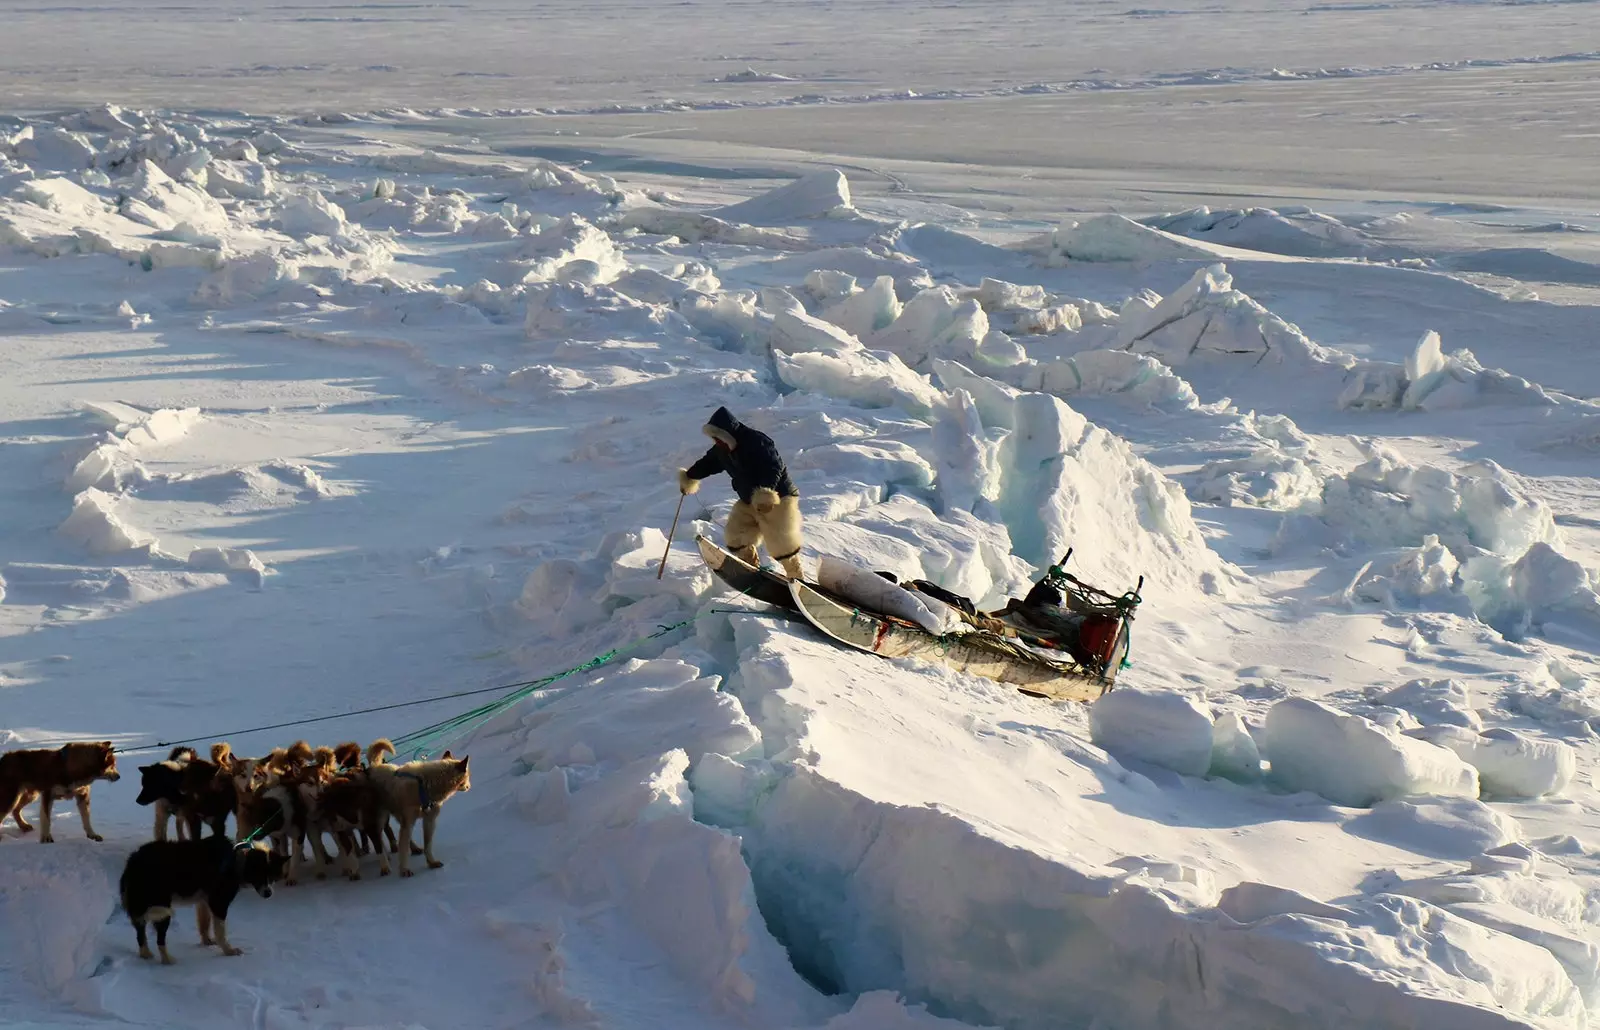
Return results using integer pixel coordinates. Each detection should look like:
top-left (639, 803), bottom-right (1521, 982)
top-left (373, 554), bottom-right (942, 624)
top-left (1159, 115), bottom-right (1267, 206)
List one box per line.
top-left (0, 741), bottom-right (122, 843)
top-left (365, 741), bottom-right (471, 877)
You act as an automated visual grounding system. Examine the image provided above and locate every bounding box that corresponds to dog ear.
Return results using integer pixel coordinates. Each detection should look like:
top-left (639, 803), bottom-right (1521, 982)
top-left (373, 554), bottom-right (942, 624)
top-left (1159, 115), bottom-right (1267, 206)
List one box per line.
top-left (441, 750), bottom-right (453, 760)
top-left (458, 756), bottom-right (469, 770)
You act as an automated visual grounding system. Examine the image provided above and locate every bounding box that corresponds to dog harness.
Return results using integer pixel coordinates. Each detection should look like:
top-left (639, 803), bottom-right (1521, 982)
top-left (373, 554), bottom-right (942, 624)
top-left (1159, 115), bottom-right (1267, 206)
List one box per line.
top-left (396, 771), bottom-right (438, 812)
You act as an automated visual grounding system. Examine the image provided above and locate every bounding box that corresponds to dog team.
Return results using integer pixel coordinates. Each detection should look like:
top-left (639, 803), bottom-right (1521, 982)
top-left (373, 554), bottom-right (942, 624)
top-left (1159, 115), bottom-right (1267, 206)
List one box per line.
top-left (0, 735), bottom-right (471, 965)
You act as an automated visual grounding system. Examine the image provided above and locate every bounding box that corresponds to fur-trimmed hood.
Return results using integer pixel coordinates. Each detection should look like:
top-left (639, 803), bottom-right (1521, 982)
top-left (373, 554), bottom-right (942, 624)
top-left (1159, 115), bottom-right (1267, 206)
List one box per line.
top-left (702, 406), bottom-right (741, 450)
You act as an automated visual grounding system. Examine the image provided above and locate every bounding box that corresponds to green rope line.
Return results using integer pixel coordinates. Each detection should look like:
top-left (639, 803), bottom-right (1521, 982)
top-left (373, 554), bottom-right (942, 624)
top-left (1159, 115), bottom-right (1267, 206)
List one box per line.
top-left (390, 615), bottom-right (705, 760)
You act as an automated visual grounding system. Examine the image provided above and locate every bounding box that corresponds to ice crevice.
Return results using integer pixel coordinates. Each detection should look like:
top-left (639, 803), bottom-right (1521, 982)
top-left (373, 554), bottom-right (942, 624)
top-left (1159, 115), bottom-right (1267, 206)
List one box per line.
top-left (686, 621), bottom-right (1588, 1030)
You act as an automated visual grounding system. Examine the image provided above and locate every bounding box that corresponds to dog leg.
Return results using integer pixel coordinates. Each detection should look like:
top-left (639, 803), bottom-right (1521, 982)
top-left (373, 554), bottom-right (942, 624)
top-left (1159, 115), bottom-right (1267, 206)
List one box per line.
top-left (74, 787), bottom-right (103, 842)
top-left (308, 827), bottom-right (333, 880)
top-left (284, 830), bottom-right (301, 886)
top-left (38, 791), bottom-right (54, 843)
top-left (153, 911), bottom-right (174, 965)
top-left (422, 809), bottom-right (443, 870)
top-left (10, 791), bottom-right (34, 834)
top-left (197, 904), bottom-right (214, 947)
top-left (153, 799), bottom-right (169, 841)
top-left (213, 916), bottom-right (242, 957)
top-left (397, 812), bottom-right (418, 878)
top-left (131, 913), bottom-right (153, 960)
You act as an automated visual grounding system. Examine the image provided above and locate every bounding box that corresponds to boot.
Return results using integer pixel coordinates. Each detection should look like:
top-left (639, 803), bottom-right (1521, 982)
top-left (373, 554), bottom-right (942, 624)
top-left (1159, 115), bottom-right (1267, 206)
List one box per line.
top-left (779, 554), bottom-right (804, 582)
top-left (731, 544), bottom-right (759, 567)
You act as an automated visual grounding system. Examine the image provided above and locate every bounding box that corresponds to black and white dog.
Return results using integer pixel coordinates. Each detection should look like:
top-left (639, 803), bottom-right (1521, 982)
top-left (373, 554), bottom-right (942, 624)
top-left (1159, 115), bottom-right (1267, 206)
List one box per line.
top-left (119, 833), bottom-right (287, 964)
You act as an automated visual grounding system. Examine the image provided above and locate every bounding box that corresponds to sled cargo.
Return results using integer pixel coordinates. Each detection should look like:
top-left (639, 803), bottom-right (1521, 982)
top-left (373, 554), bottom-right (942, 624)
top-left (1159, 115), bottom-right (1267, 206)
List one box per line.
top-left (695, 535), bottom-right (1136, 702)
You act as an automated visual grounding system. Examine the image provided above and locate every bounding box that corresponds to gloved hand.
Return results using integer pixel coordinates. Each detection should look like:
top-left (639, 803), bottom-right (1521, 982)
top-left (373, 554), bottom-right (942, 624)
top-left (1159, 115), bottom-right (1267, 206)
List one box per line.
top-left (677, 469), bottom-right (700, 495)
top-left (752, 486), bottom-right (779, 514)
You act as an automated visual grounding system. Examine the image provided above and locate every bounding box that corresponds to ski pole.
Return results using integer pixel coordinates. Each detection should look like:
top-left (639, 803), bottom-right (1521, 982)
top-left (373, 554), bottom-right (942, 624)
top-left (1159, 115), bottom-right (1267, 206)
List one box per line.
top-left (658, 492), bottom-right (686, 580)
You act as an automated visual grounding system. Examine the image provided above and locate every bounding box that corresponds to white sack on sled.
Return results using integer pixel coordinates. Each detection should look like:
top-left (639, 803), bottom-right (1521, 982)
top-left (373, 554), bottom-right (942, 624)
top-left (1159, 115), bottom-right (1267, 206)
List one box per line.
top-left (815, 556), bottom-right (966, 636)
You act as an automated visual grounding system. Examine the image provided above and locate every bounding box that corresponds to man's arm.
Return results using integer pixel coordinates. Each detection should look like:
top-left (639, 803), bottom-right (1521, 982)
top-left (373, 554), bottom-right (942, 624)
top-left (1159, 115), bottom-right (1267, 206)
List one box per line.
top-left (679, 446), bottom-right (726, 493)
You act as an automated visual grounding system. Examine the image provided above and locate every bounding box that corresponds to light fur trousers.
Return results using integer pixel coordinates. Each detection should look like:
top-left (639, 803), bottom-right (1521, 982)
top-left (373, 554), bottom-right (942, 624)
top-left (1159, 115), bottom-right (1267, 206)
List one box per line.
top-left (726, 494), bottom-right (804, 580)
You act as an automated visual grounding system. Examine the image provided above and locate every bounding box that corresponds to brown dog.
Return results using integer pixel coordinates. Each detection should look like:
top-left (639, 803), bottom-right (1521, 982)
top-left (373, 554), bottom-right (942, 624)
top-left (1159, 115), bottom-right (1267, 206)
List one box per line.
top-left (365, 742), bottom-right (471, 878)
top-left (0, 741), bottom-right (122, 843)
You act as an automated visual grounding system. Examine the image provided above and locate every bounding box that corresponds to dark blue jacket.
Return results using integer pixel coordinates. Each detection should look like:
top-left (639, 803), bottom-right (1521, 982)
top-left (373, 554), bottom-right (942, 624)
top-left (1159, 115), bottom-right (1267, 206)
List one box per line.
top-left (686, 407), bottom-right (797, 504)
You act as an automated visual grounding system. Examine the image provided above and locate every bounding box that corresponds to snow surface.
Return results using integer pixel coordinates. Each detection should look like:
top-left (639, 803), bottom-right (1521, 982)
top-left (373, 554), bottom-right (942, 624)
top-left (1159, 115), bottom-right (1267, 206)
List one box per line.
top-left (4, 27), bottom-right (1600, 1030)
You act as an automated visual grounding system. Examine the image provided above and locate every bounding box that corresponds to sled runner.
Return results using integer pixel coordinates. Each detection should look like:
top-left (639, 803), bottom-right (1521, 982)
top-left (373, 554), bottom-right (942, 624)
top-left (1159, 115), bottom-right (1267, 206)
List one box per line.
top-left (697, 534), bottom-right (1138, 702)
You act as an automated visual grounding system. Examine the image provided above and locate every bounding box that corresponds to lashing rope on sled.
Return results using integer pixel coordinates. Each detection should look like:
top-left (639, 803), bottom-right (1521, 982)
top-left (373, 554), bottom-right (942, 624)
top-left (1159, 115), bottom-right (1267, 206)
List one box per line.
top-left (109, 616), bottom-right (708, 759)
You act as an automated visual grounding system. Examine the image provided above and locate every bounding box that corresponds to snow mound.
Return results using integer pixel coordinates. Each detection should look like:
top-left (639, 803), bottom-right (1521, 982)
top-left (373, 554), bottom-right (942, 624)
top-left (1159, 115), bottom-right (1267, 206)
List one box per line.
top-left (1407, 726), bottom-right (1576, 799)
top-left (1114, 263), bottom-right (1326, 365)
top-left (1043, 213), bottom-right (1220, 263)
top-left (1263, 697), bottom-right (1479, 807)
top-left (517, 659), bottom-right (759, 772)
top-left (1369, 677), bottom-right (1482, 730)
top-left (714, 67), bottom-right (796, 83)
top-left (773, 348), bottom-right (944, 419)
top-left (276, 189), bottom-right (349, 236)
top-left (119, 160), bottom-right (228, 235)
top-left (1352, 535), bottom-right (1466, 610)
top-left (711, 169), bottom-right (854, 225)
top-left (1089, 687), bottom-right (1215, 776)
top-left (1311, 443), bottom-right (1558, 557)
top-left (1345, 798), bottom-right (1518, 858)
top-left (1144, 205), bottom-right (1382, 258)
top-left (613, 207), bottom-right (803, 249)
top-left (1190, 448), bottom-right (1323, 509)
top-left (501, 214), bottom-right (626, 286)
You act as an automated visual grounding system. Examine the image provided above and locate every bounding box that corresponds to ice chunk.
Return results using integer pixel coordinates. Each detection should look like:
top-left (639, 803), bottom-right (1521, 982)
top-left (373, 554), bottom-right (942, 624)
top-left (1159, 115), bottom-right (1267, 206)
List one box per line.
top-left (819, 274), bottom-right (902, 338)
top-left (1113, 263), bottom-right (1323, 365)
top-left (1190, 449), bottom-right (1322, 510)
top-left (55, 488), bottom-right (155, 556)
top-left (711, 168), bottom-right (853, 225)
top-left (1315, 443), bottom-right (1559, 558)
top-left (773, 348), bottom-right (944, 419)
top-left (1353, 535), bottom-right (1463, 608)
top-left (1407, 725), bottom-right (1576, 798)
top-left (771, 309), bottom-right (862, 354)
top-left (1263, 697), bottom-right (1479, 807)
top-left (931, 390), bottom-right (1000, 516)
top-left (1209, 713), bottom-right (1263, 783)
top-left (277, 190), bottom-right (348, 236)
top-left (991, 391), bottom-right (1223, 593)
top-left (1090, 687), bottom-right (1215, 777)
top-left (868, 286), bottom-right (989, 369)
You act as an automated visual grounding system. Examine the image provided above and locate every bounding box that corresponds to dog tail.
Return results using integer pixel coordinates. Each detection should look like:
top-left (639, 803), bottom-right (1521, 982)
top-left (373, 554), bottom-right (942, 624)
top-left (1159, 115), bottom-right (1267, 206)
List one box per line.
top-left (210, 742), bottom-right (233, 768)
top-left (285, 740), bottom-right (314, 765)
top-left (169, 746), bottom-right (198, 763)
top-left (367, 739), bottom-right (395, 767)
